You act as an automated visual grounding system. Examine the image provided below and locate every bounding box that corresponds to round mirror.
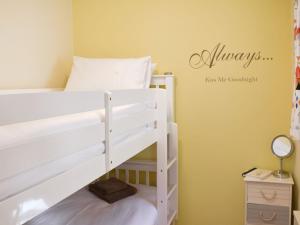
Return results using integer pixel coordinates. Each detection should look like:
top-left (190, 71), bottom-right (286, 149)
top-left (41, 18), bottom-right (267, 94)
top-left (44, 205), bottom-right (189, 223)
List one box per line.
top-left (271, 135), bottom-right (294, 178)
top-left (271, 135), bottom-right (293, 158)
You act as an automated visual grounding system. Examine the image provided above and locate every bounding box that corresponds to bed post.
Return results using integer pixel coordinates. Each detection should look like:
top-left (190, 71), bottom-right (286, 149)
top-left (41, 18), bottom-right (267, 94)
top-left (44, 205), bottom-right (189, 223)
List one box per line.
top-left (165, 74), bottom-right (175, 122)
top-left (151, 74), bottom-right (175, 123)
top-left (105, 92), bottom-right (112, 171)
top-left (156, 89), bottom-right (168, 225)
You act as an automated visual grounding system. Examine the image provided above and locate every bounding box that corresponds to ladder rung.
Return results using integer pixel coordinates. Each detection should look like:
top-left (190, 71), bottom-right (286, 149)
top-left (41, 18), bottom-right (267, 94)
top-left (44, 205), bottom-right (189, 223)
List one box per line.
top-left (167, 157), bottom-right (177, 169)
top-left (167, 184), bottom-right (177, 199)
top-left (167, 209), bottom-right (177, 225)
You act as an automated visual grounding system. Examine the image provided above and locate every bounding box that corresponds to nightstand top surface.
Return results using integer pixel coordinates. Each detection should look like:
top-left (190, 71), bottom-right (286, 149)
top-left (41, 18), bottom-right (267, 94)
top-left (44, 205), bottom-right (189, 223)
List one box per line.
top-left (244, 174), bottom-right (294, 185)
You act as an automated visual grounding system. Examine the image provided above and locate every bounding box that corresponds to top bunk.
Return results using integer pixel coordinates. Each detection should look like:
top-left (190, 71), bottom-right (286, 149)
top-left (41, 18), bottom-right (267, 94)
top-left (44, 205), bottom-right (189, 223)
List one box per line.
top-left (0, 73), bottom-right (175, 225)
top-left (0, 74), bottom-right (175, 124)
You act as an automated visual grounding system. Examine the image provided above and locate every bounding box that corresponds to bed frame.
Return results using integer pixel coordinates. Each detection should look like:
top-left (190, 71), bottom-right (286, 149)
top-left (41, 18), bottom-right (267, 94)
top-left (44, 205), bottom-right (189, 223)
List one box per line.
top-left (0, 75), bottom-right (178, 225)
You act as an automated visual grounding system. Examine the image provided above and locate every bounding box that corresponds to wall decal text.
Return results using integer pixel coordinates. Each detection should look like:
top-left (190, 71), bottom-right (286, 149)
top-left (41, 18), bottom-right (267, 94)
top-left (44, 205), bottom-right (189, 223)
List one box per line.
top-left (189, 43), bottom-right (273, 69)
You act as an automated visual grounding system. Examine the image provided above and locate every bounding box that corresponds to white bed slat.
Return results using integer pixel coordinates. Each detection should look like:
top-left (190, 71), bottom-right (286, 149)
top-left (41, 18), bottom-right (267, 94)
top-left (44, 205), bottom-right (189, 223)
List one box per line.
top-left (111, 109), bottom-right (156, 138)
top-left (111, 129), bottom-right (158, 169)
top-left (136, 170), bottom-right (140, 184)
top-left (0, 91), bottom-right (105, 126)
top-left (146, 171), bottom-right (150, 186)
top-left (116, 160), bottom-right (157, 185)
top-left (0, 124), bottom-right (105, 181)
top-left (151, 75), bottom-right (167, 86)
top-left (111, 89), bottom-right (157, 107)
top-left (117, 160), bottom-right (157, 172)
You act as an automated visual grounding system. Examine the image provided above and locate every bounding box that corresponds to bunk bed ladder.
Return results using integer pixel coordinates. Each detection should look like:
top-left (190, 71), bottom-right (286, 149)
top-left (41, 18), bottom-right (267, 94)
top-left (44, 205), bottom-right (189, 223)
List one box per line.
top-left (156, 88), bottom-right (178, 225)
top-left (112, 74), bottom-right (178, 225)
top-left (165, 75), bottom-right (178, 225)
top-left (167, 122), bottom-right (178, 225)
top-left (156, 89), bottom-right (168, 225)
top-left (157, 123), bottom-right (178, 225)
top-left (153, 74), bottom-right (178, 225)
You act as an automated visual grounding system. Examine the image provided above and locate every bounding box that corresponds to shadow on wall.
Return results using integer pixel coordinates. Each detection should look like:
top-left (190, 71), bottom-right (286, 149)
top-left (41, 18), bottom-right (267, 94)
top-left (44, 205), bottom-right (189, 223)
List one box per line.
top-left (48, 59), bottom-right (71, 88)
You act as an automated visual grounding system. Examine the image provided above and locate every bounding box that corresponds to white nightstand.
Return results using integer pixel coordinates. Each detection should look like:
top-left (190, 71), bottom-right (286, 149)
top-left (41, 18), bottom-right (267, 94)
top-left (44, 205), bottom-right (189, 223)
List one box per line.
top-left (244, 175), bottom-right (294, 225)
top-left (294, 211), bottom-right (300, 225)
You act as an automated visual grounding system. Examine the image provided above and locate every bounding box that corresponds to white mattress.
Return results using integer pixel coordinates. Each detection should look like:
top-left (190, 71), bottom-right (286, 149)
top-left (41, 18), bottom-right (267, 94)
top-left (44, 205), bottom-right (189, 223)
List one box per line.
top-left (25, 185), bottom-right (157, 225)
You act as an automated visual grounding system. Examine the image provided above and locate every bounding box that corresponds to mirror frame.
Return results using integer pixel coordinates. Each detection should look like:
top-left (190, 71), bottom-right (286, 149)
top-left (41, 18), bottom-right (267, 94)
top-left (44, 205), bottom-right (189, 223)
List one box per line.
top-left (271, 135), bottom-right (294, 159)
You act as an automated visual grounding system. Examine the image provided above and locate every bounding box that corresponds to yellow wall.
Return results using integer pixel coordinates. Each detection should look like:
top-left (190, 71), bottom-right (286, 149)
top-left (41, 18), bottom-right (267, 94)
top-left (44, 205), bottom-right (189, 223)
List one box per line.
top-left (73, 1), bottom-right (293, 225)
top-left (0, 0), bottom-right (73, 89)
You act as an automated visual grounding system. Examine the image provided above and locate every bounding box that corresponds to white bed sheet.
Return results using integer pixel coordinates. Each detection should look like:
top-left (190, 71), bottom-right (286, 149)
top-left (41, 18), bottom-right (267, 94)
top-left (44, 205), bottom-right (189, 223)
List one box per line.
top-left (25, 185), bottom-right (157, 225)
top-left (0, 103), bottom-right (148, 150)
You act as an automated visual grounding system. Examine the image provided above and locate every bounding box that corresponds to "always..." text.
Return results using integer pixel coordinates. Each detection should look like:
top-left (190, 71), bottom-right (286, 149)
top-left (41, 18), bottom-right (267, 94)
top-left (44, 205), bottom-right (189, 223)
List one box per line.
top-left (189, 43), bottom-right (272, 69)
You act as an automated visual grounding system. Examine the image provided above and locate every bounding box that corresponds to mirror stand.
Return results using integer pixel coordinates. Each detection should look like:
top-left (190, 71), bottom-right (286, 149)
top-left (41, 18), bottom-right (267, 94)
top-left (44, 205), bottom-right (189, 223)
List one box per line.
top-left (273, 158), bottom-right (290, 178)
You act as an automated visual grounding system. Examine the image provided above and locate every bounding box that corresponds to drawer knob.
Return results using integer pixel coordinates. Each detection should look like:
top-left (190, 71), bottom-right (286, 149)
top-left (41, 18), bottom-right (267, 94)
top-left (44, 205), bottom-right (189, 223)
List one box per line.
top-left (259, 211), bottom-right (277, 222)
top-left (260, 190), bottom-right (277, 201)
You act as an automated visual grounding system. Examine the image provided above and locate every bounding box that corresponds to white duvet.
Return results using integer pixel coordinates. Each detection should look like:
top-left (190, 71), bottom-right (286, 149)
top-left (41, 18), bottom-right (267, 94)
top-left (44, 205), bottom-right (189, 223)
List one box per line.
top-left (26, 185), bottom-right (157, 225)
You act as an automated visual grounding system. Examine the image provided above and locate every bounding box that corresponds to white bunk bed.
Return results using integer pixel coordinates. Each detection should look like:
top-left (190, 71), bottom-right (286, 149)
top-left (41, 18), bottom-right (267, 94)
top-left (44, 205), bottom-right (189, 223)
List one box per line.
top-left (0, 75), bottom-right (178, 225)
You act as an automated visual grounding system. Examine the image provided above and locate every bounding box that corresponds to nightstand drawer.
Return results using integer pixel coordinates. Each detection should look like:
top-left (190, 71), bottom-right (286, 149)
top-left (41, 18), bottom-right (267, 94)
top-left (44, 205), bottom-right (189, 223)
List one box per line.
top-left (247, 182), bottom-right (291, 206)
top-left (247, 203), bottom-right (289, 225)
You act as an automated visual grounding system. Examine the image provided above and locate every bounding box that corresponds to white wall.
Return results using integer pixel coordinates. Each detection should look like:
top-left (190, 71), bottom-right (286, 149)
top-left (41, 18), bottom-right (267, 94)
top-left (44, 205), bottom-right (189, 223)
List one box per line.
top-left (0, 0), bottom-right (73, 89)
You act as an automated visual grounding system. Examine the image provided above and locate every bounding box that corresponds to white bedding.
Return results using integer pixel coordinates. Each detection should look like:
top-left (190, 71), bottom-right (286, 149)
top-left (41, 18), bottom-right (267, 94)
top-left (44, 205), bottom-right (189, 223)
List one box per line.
top-left (25, 185), bottom-right (157, 225)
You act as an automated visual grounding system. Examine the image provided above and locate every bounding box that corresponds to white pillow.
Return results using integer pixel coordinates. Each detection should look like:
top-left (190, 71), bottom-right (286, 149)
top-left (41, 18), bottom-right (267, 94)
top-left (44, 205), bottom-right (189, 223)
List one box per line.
top-left (65, 56), bottom-right (152, 91)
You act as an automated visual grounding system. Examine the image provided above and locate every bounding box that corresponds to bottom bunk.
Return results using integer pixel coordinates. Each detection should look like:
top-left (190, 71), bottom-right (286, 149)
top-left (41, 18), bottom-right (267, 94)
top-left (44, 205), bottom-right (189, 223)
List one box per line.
top-left (0, 125), bottom-right (159, 225)
top-left (26, 185), bottom-right (157, 225)
top-left (25, 160), bottom-right (178, 225)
